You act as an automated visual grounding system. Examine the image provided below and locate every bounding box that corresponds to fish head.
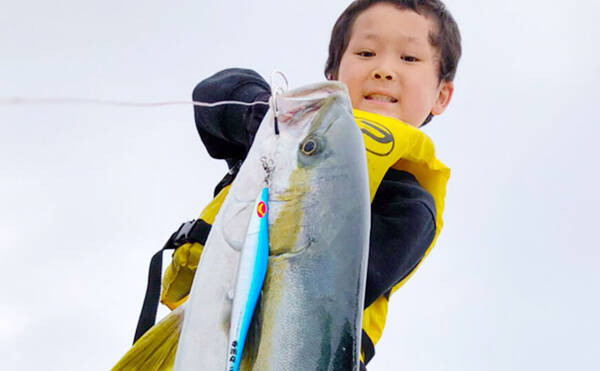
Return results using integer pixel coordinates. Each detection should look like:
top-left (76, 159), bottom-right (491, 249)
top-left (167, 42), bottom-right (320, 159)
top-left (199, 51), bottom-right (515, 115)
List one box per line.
top-left (222, 81), bottom-right (369, 257)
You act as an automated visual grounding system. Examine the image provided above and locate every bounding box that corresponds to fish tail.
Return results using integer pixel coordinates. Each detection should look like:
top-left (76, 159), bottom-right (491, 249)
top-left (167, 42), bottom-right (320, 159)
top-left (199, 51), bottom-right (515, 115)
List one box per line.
top-left (111, 305), bottom-right (185, 371)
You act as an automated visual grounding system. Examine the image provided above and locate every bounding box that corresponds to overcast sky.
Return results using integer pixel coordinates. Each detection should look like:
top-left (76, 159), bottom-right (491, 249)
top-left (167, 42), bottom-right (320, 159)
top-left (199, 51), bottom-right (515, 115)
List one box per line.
top-left (1, 1), bottom-right (599, 370)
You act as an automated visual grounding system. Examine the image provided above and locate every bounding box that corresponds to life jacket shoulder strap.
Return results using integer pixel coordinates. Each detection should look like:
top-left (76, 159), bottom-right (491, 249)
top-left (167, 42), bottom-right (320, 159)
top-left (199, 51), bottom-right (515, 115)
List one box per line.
top-left (133, 218), bottom-right (212, 344)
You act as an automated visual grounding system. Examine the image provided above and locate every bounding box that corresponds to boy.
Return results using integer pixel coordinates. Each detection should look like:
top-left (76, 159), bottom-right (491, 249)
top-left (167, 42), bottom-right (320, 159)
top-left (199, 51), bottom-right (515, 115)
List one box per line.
top-left (160, 0), bottom-right (461, 369)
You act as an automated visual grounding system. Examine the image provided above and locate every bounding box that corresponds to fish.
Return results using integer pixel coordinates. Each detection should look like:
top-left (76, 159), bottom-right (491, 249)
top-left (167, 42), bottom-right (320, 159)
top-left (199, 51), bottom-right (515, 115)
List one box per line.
top-left (112, 80), bottom-right (371, 371)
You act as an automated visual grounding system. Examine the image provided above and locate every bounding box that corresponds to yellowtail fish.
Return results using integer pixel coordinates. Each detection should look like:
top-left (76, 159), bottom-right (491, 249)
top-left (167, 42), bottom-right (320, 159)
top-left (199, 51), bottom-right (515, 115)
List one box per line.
top-left (112, 81), bottom-right (371, 370)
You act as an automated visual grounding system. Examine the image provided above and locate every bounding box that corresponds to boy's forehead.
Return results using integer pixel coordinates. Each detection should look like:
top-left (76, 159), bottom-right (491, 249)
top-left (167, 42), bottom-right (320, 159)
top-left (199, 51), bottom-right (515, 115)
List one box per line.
top-left (357, 32), bottom-right (422, 45)
top-left (349, 4), bottom-right (435, 47)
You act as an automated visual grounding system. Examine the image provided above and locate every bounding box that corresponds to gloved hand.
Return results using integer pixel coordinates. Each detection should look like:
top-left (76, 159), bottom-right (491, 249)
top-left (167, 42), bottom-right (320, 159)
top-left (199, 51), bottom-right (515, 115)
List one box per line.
top-left (192, 68), bottom-right (270, 167)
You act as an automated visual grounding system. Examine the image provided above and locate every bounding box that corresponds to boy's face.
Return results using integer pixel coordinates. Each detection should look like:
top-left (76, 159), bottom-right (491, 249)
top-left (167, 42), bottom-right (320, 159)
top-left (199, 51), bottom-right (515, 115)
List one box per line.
top-left (336, 3), bottom-right (453, 127)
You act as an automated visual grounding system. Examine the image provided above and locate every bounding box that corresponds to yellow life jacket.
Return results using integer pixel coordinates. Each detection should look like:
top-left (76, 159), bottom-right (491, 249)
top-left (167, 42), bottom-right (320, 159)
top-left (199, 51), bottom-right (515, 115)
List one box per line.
top-left (160, 109), bottom-right (450, 363)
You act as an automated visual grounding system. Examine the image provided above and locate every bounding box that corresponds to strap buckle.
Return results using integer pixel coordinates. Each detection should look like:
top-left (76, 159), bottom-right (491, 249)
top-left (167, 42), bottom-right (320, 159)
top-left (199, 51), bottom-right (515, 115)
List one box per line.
top-left (171, 220), bottom-right (198, 247)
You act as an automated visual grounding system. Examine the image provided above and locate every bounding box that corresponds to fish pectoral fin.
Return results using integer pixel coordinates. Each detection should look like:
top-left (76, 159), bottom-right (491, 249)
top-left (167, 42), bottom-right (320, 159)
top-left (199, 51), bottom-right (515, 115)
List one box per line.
top-left (111, 305), bottom-right (186, 371)
top-left (221, 199), bottom-right (255, 251)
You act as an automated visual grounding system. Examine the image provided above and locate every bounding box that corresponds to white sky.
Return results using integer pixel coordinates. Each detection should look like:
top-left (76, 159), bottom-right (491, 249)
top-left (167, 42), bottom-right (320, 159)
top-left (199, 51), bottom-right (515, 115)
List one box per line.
top-left (1, 0), bottom-right (599, 370)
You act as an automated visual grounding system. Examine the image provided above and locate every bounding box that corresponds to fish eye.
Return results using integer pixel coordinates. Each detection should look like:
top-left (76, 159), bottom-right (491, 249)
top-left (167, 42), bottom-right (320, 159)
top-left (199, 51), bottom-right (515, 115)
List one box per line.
top-left (300, 137), bottom-right (318, 156)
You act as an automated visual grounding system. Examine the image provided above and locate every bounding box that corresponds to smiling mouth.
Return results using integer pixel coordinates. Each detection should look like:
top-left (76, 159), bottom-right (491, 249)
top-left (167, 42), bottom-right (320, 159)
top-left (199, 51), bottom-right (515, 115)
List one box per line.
top-left (364, 94), bottom-right (398, 103)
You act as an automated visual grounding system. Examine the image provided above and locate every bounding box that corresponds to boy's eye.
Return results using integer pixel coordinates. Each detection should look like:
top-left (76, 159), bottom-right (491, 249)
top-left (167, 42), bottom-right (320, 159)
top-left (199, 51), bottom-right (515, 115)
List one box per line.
top-left (401, 55), bottom-right (418, 62)
top-left (357, 51), bottom-right (375, 57)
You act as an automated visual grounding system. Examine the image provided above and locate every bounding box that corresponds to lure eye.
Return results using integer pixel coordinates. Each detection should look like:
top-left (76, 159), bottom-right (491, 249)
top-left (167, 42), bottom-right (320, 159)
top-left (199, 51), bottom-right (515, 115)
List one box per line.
top-left (300, 137), bottom-right (318, 156)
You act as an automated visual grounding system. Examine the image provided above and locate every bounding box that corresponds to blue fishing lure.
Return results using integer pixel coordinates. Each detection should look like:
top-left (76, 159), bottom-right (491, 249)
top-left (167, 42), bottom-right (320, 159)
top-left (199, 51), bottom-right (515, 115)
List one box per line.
top-left (226, 187), bottom-right (269, 371)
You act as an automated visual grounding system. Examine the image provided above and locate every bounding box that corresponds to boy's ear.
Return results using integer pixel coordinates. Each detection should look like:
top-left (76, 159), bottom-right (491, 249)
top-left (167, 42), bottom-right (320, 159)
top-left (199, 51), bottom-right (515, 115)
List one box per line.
top-left (431, 80), bottom-right (454, 116)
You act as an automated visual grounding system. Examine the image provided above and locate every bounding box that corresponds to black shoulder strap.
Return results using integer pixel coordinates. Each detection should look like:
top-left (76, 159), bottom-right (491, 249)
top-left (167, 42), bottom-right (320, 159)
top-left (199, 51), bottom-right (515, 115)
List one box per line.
top-left (361, 329), bottom-right (376, 365)
top-left (214, 160), bottom-right (242, 197)
top-left (133, 219), bottom-right (211, 344)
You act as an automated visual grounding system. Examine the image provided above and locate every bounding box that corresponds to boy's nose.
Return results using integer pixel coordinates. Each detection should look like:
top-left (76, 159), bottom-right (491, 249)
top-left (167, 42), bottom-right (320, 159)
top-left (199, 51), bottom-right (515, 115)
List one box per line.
top-left (371, 69), bottom-right (395, 81)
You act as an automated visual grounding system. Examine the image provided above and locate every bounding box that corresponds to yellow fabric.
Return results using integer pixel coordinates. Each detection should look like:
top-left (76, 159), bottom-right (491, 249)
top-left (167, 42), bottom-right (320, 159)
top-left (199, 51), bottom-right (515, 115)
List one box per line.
top-left (361, 295), bottom-right (389, 347)
top-left (354, 109), bottom-right (450, 352)
top-left (160, 186), bottom-right (231, 309)
top-left (112, 307), bottom-right (185, 370)
top-left (161, 109), bottom-right (450, 358)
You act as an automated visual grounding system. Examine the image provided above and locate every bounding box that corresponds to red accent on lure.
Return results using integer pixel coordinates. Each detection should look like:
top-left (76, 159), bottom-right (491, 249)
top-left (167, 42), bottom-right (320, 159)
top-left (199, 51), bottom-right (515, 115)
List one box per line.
top-left (257, 201), bottom-right (267, 218)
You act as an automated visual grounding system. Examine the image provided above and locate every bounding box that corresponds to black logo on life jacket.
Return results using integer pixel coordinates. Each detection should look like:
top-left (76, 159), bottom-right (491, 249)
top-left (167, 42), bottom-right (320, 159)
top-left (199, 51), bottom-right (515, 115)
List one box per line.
top-left (359, 119), bottom-right (395, 156)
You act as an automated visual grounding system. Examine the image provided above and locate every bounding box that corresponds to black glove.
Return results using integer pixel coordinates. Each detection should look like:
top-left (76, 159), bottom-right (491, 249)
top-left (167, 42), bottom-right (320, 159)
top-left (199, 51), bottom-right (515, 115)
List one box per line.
top-left (192, 68), bottom-right (270, 168)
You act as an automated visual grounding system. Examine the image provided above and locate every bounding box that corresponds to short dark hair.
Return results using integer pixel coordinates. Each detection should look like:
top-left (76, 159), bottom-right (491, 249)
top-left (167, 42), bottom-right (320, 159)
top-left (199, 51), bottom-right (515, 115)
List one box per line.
top-left (325, 0), bottom-right (461, 82)
top-left (324, 0), bottom-right (462, 125)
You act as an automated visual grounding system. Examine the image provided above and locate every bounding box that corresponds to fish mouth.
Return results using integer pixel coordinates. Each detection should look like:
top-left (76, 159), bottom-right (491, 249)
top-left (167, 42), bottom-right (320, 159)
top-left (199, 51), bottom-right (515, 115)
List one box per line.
top-left (274, 81), bottom-right (351, 123)
top-left (276, 101), bottom-right (322, 125)
top-left (283, 81), bottom-right (347, 100)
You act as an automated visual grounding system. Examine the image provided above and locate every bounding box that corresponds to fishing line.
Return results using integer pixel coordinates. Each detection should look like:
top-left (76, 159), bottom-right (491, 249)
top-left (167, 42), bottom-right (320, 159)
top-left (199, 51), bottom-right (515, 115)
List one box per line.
top-left (0, 97), bottom-right (270, 108)
top-left (0, 71), bottom-right (290, 111)
top-left (1, 71), bottom-right (289, 176)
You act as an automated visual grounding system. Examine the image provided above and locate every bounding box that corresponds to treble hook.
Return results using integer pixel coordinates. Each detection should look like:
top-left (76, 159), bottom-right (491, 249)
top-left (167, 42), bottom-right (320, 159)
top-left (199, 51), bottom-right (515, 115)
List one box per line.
top-left (260, 156), bottom-right (275, 186)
